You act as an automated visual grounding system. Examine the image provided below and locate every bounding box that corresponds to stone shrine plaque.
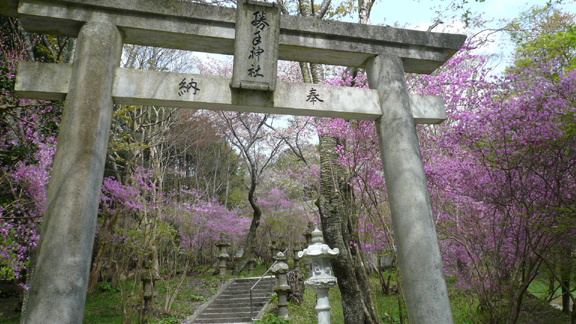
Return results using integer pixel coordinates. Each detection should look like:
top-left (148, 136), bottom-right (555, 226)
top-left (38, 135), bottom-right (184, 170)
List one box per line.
top-left (231, 0), bottom-right (280, 91)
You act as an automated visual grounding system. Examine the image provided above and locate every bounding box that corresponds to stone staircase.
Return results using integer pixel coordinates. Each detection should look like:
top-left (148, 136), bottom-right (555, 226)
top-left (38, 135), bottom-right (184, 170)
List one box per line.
top-left (187, 276), bottom-right (275, 324)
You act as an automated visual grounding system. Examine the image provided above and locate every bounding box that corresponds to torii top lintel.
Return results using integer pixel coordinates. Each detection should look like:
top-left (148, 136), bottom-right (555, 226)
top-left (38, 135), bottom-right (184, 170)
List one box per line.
top-left (2, 0), bottom-right (467, 74)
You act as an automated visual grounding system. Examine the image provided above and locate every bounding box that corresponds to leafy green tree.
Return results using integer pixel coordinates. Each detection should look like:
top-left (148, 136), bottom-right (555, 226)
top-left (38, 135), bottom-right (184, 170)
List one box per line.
top-left (505, 5), bottom-right (576, 315)
top-left (508, 4), bottom-right (576, 72)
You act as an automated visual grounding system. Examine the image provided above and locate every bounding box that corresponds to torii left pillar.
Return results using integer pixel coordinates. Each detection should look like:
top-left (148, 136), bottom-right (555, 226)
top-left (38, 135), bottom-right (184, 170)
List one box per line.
top-left (22, 19), bottom-right (122, 323)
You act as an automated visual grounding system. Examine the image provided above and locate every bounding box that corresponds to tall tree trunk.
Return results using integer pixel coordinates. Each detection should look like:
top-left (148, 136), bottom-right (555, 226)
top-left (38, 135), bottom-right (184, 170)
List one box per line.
top-left (549, 271), bottom-right (556, 300)
top-left (317, 135), bottom-right (378, 324)
top-left (299, 62), bottom-right (312, 84)
top-left (233, 166), bottom-right (261, 275)
top-left (224, 151), bottom-right (231, 208)
top-left (561, 247), bottom-right (573, 314)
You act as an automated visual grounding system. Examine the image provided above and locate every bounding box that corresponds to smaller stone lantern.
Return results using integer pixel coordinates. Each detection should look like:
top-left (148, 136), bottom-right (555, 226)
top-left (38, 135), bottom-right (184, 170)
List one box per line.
top-left (215, 233), bottom-right (231, 277)
top-left (141, 263), bottom-right (160, 312)
top-left (269, 240), bottom-right (280, 261)
top-left (302, 222), bottom-right (315, 270)
top-left (303, 221), bottom-right (314, 245)
top-left (270, 252), bottom-right (291, 320)
top-left (292, 243), bottom-right (303, 272)
top-left (298, 229), bottom-right (339, 324)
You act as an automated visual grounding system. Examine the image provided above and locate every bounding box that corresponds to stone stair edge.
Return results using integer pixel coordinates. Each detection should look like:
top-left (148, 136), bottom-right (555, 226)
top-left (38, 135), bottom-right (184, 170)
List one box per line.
top-left (185, 278), bottom-right (236, 324)
top-left (205, 302), bottom-right (268, 308)
top-left (223, 287), bottom-right (273, 292)
top-left (192, 320), bottom-right (253, 324)
top-left (234, 275), bottom-right (274, 280)
top-left (218, 292), bottom-right (271, 297)
top-left (192, 320), bottom-right (252, 324)
top-left (185, 276), bottom-right (275, 324)
top-left (196, 313), bottom-right (255, 318)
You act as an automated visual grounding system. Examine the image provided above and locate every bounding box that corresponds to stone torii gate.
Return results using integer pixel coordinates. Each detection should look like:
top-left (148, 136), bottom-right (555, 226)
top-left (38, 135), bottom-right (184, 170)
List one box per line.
top-left (2, 0), bottom-right (466, 323)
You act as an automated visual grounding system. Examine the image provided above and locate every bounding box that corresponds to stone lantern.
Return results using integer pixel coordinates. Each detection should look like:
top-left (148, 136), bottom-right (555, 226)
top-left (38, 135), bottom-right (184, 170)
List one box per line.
top-left (292, 243), bottom-right (302, 272)
top-left (269, 240), bottom-right (280, 261)
top-left (270, 252), bottom-right (291, 320)
top-left (302, 222), bottom-right (315, 270)
top-left (215, 233), bottom-right (231, 277)
top-left (141, 264), bottom-right (159, 312)
top-left (303, 221), bottom-right (314, 245)
top-left (298, 229), bottom-right (339, 324)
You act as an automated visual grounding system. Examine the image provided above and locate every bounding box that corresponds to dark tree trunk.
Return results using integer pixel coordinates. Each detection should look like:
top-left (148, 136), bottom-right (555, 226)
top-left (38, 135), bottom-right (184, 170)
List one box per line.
top-left (19, 248), bottom-right (36, 324)
top-left (233, 167), bottom-right (261, 275)
top-left (287, 270), bottom-right (305, 305)
top-left (561, 247), bottom-right (573, 314)
top-left (317, 134), bottom-right (378, 324)
top-left (549, 271), bottom-right (556, 300)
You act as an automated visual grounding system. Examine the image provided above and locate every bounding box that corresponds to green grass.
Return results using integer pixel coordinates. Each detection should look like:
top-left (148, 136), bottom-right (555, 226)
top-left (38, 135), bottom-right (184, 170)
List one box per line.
top-left (523, 274), bottom-right (572, 323)
top-left (1, 266), bottom-right (571, 324)
top-left (527, 274), bottom-right (556, 300)
top-left (82, 275), bottom-right (226, 324)
top-left (284, 269), bottom-right (480, 324)
top-left (268, 269), bottom-right (570, 324)
top-left (82, 263), bottom-right (271, 323)
top-left (83, 288), bottom-right (127, 323)
top-left (0, 264), bottom-right (272, 324)
top-left (0, 303), bottom-right (19, 324)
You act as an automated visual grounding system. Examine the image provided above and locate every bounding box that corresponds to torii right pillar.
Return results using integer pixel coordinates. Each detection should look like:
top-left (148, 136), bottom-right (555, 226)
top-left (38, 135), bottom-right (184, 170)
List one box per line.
top-left (366, 54), bottom-right (453, 323)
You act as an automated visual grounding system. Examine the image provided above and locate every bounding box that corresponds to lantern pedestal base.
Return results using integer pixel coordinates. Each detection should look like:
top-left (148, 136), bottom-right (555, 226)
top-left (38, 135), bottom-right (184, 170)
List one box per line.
top-left (311, 286), bottom-right (333, 324)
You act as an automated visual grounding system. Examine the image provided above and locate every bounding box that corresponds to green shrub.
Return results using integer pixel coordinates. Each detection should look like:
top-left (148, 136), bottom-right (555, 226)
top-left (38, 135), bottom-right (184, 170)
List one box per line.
top-left (254, 313), bottom-right (289, 324)
top-left (96, 281), bottom-right (120, 293)
top-left (156, 316), bottom-right (179, 324)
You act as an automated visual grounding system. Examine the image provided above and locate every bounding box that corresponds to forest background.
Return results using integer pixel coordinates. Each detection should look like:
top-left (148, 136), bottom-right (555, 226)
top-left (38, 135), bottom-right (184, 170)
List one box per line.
top-left (1, 0), bottom-right (576, 323)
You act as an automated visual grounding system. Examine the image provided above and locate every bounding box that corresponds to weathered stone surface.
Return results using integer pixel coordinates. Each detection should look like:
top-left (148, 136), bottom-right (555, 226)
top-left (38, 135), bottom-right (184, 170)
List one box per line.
top-left (22, 20), bottom-right (122, 324)
top-left (366, 54), bottom-right (453, 324)
top-left (15, 62), bottom-right (71, 101)
top-left (271, 252), bottom-right (290, 320)
top-left (409, 94), bottom-right (446, 124)
top-left (0, 0), bottom-right (18, 17)
top-left (270, 252), bottom-right (290, 274)
top-left (15, 62), bottom-right (448, 124)
top-left (216, 234), bottom-right (231, 277)
top-left (300, 229), bottom-right (339, 324)
top-left (231, 0), bottom-right (280, 91)
top-left (13, 0), bottom-right (466, 72)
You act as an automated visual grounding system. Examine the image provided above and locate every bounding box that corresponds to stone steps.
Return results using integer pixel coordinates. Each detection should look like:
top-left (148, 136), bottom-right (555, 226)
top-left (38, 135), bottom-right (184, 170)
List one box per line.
top-left (187, 276), bottom-right (275, 324)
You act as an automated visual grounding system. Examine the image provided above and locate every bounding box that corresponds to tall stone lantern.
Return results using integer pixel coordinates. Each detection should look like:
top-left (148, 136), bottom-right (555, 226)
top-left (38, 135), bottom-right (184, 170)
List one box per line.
top-left (270, 252), bottom-right (291, 320)
top-left (302, 221), bottom-right (315, 270)
top-left (303, 221), bottom-right (315, 245)
top-left (269, 240), bottom-right (280, 261)
top-left (215, 233), bottom-right (231, 277)
top-left (298, 229), bottom-right (340, 324)
top-left (292, 243), bottom-right (303, 272)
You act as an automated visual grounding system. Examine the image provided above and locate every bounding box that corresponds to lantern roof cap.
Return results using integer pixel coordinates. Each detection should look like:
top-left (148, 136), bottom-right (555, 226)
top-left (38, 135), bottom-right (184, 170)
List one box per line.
top-left (298, 228), bottom-right (340, 260)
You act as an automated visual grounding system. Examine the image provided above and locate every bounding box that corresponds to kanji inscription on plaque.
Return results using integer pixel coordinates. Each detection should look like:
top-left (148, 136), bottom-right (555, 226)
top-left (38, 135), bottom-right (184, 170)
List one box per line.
top-left (231, 0), bottom-right (280, 91)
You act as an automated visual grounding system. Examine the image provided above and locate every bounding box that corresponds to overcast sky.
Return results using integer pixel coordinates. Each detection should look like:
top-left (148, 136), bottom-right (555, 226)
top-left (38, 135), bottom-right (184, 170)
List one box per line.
top-left (367, 0), bottom-right (575, 29)
top-left (354, 0), bottom-right (574, 71)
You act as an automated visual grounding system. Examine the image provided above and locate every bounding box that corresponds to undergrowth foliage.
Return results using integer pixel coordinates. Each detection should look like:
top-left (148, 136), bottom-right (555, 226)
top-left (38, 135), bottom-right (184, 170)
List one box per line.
top-left (0, 42), bottom-right (61, 284)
